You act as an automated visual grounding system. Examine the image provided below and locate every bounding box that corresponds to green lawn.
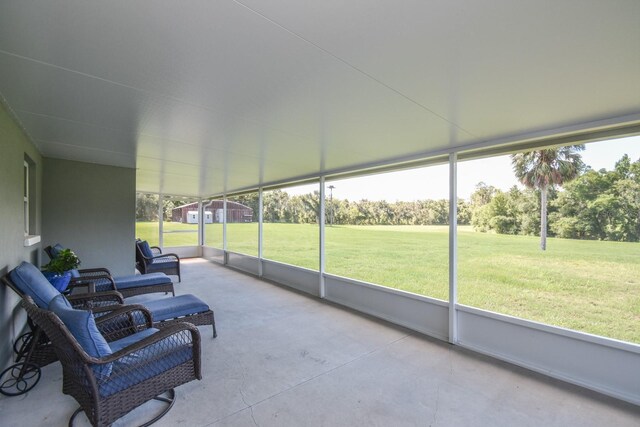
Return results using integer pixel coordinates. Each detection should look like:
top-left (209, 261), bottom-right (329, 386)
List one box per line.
top-left (136, 222), bottom-right (640, 343)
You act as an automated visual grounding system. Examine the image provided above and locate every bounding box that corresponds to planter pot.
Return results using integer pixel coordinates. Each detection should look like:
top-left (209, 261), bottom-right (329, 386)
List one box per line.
top-left (42, 271), bottom-right (72, 292)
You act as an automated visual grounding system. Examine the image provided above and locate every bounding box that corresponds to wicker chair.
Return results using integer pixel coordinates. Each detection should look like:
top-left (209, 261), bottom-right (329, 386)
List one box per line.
top-left (1, 262), bottom-right (215, 397)
top-left (0, 267), bottom-right (127, 396)
top-left (22, 295), bottom-right (201, 427)
top-left (45, 244), bottom-right (175, 297)
top-left (136, 240), bottom-right (181, 282)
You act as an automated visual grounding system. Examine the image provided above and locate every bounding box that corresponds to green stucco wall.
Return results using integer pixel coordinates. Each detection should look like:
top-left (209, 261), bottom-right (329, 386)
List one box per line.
top-left (42, 158), bottom-right (136, 277)
top-left (0, 102), bottom-right (43, 370)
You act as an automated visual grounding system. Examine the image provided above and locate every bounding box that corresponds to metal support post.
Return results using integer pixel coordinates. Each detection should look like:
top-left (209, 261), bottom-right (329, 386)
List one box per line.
top-left (198, 199), bottom-right (204, 247)
top-left (319, 177), bottom-right (326, 298)
top-left (158, 194), bottom-right (164, 249)
top-left (223, 196), bottom-right (228, 264)
top-left (448, 152), bottom-right (458, 344)
top-left (258, 188), bottom-right (264, 277)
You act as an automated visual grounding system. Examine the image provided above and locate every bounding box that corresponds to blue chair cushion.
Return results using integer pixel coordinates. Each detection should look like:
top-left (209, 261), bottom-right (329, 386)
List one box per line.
top-left (142, 294), bottom-right (210, 322)
top-left (10, 262), bottom-right (60, 308)
top-left (150, 257), bottom-right (175, 264)
top-left (108, 328), bottom-right (159, 353)
top-left (50, 243), bottom-right (64, 258)
top-left (113, 273), bottom-right (172, 290)
top-left (138, 241), bottom-right (154, 259)
top-left (48, 294), bottom-right (112, 377)
top-left (147, 261), bottom-right (179, 274)
top-left (48, 293), bottom-right (72, 309)
top-left (100, 332), bottom-right (193, 397)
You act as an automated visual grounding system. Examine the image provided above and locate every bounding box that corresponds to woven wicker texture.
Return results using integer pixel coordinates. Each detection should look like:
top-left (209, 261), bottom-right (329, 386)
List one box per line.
top-left (22, 296), bottom-right (201, 427)
top-left (135, 241), bottom-right (181, 282)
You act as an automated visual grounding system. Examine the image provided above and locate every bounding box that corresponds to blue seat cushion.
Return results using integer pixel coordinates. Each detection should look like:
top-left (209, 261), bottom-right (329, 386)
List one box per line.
top-left (146, 261), bottom-right (179, 275)
top-left (150, 258), bottom-right (176, 265)
top-left (113, 273), bottom-right (172, 290)
top-left (108, 328), bottom-right (159, 353)
top-left (100, 332), bottom-right (193, 397)
top-left (48, 294), bottom-right (112, 378)
top-left (142, 294), bottom-right (210, 322)
top-left (138, 241), bottom-right (154, 259)
top-left (10, 262), bottom-right (60, 308)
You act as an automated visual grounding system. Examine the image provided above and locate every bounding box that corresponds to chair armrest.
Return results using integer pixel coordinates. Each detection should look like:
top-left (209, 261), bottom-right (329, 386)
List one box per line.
top-left (94, 304), bottom-right (153, 327)
top-left (94, 304), bottom-right (154, 341)
top-left (89, 322), bottom-right (201, 365)
top-left (77, 267), bottom-right (112, 276)
top-left (66, 280), bottom-right (96, 294)
top-left (146, 253), bottom-right (180, 262)
top-left (72, 273), bottom-right (117, 293)
top-left (67, 290), bottom-right (124, 308)
top-left (150, 246), bottom-right (162, 254)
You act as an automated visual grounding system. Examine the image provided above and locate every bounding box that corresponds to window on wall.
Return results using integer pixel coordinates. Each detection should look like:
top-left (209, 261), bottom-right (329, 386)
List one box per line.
top-left (457, 136), bottom-right (640, 344)
top-left (23, 160), bottom-right (29, 236)
top-left (262, 182), bottom-right (319, 270)
top-left (325, 163), bottom-right (450, 300)
top-left (203, 198), bottom-right (223, 249)
top-left (162, 197), bottom-right (199, 247)
top-left (226, 192), bottom-right (259, 256)
top-left (23, 154), bottom-right (36, 239)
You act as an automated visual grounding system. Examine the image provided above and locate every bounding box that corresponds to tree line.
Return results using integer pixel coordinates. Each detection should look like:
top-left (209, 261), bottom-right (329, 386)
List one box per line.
top-left (472, 153), bottom-right (640, 242)
top-left (136, 153), bottom-right (640, 243)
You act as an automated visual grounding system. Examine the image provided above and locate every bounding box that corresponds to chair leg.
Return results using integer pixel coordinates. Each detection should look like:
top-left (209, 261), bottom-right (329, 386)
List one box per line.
top-left (0, 362), bottom-right (41, 396)
top-left (69, 389), bottom-right (176, 427)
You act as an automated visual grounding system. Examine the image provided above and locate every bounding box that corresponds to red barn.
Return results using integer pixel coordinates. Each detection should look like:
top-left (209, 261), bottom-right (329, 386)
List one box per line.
top-left (172, 201), bottom-right (253, 223)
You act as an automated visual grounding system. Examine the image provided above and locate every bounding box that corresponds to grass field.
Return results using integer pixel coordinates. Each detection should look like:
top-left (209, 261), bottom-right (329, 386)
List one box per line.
top-left (136, 221), bottom-right (640, 343)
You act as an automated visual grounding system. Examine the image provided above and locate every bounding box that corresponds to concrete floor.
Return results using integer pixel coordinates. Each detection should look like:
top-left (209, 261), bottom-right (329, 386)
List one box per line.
top-left (1, 258), bottom-right (639, 426)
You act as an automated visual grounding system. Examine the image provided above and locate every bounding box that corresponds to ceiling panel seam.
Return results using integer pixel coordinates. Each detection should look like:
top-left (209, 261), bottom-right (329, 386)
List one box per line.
top-left (0, 89), bottom-right (41, 151)
top-left (14, 109), bottom-right (267, 159)
top-left (0, 49), bottom-right (334, 144)
top-left (35, 138), bottom-right (136, 158)
top-left (231, 0), bottom-right (477, 140)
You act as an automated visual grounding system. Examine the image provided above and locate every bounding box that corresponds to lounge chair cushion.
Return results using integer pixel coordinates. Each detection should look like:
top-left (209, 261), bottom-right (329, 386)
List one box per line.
top-left (138, 241), bottom-right (154, 259)
top-left (113, 272), bottom-right (172, 290)
top-left (146, 260), bottom-right (179, 274)
top-left (100, 330), bottom-right (192, 397)
top-left (48, 294), bottom-right (112, 377)
top-left (142, 294), bottom-right (210, 322)
top-left (10, 262), bottom-right (60, 308)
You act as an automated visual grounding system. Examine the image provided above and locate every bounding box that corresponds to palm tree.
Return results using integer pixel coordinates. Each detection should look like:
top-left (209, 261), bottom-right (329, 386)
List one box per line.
top-left (511, 145), bottom-right (585, 250)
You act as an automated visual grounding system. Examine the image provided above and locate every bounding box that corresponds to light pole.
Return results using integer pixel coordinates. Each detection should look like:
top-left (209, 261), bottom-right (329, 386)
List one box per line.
top-left (328, 185), bottom-right (335, 226)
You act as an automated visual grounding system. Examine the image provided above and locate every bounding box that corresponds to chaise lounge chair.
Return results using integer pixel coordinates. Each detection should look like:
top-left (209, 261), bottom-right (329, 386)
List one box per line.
top-left (45, 244), bottom-right (175, 297)
top-left (135, 240), bottom-right (181, 282)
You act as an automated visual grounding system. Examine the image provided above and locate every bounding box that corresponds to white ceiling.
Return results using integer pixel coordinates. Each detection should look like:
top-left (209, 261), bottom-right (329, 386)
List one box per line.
top-left (1, 1), bottom-right (639, 197)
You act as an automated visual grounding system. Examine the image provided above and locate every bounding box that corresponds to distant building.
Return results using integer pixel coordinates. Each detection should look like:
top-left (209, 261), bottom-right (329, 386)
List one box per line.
top-left (171, 201), bottom-right (253, 223)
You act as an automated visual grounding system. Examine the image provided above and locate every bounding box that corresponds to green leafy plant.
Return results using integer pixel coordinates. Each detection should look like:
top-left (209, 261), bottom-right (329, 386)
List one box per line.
top-left (43, 249), bottom-right (81, 274)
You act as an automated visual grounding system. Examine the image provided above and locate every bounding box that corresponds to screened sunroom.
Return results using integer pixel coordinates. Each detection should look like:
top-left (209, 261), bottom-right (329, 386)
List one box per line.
top-left (0, 1), bottom-right (639, 426)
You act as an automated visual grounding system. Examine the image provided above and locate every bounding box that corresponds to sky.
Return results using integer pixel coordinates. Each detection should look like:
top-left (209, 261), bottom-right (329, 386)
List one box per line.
top-left (283, 135), bottom-right (640, 201)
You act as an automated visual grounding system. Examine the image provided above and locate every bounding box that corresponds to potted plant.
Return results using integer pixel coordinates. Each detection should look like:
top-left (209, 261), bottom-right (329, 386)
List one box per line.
top-left (42, 248), bottom-right (81, 292)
